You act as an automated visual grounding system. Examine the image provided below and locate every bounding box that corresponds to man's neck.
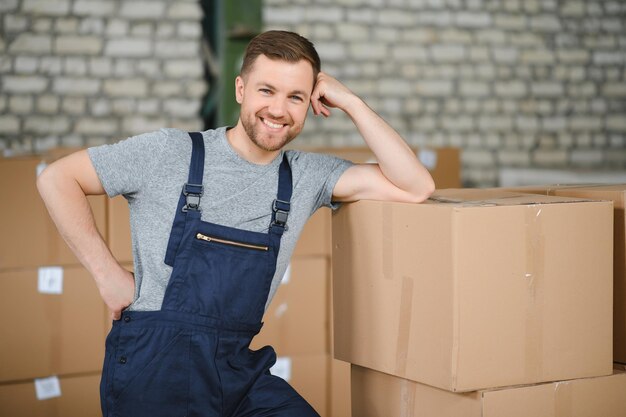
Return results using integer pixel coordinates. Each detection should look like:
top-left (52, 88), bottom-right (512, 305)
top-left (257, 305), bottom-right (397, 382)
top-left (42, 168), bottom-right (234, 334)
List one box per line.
top-left (225, 123), bottom-right (280, 165)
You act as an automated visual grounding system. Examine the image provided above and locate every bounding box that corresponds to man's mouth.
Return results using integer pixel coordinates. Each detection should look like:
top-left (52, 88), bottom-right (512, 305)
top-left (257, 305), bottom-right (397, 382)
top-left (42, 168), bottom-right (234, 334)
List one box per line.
top-left (261, 118), bottom-right (286, 130)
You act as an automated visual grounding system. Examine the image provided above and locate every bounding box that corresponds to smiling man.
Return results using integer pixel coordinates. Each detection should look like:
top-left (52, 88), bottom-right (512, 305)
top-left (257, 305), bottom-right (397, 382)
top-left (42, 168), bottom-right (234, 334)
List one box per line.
top-left (37, 31), bottom-right (434, 417)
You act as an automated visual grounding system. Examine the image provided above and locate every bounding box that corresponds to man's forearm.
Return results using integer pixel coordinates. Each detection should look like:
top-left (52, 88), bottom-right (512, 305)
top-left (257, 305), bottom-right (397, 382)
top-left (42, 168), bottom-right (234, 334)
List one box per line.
top-left (343, 96), bottom-right (435, 198)
top-left (37, 165), bottom-right (119, 284)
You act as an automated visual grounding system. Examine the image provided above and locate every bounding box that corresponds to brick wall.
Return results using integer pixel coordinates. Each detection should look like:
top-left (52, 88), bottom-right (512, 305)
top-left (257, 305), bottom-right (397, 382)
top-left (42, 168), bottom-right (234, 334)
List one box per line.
top-left (264, 0), bottom-right (626, 186)
top-left (0, 0), bottom-right (204, 153)
top-left (1, 0), bottom-right (624, 187)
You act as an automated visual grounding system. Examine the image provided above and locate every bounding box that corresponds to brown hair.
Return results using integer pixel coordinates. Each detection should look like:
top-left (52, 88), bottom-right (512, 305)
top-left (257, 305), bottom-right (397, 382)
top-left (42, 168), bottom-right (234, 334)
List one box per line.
top-left (240, 30), bottom-right (321, 81)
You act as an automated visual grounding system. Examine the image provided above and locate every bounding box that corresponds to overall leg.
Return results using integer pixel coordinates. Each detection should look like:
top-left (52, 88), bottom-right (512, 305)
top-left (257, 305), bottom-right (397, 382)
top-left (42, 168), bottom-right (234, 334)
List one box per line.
top-left (231, 371), bottom-right (320, 417)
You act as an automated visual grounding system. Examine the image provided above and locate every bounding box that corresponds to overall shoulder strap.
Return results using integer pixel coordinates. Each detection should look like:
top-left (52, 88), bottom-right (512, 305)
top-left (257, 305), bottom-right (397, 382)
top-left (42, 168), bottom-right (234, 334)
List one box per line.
top-left (269, 153), bottom-right (293, 236)
top-left (164, 132), bottom-right (205, 267)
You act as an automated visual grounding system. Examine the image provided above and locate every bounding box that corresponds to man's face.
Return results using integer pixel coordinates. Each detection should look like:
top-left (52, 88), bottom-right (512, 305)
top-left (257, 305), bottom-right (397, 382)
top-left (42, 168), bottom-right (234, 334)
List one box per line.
top-left (235, 55), bottom-right (315, 152)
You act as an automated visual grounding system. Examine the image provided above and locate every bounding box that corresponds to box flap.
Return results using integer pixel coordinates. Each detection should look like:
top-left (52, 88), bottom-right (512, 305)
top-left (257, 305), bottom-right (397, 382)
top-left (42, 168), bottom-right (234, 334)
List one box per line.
top-left (427, 188), bottom-right (598, 207)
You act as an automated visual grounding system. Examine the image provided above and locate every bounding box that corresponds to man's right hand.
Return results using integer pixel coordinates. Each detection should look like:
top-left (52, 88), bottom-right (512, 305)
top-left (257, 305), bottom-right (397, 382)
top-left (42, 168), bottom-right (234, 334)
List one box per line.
top-left (97, 267), bottom-right (136, 321)
top-left (37, 150), bottom-right (136, 321)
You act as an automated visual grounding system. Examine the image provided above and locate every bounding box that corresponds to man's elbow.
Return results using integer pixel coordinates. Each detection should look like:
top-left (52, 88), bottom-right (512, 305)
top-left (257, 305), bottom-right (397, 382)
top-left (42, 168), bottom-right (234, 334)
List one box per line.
top-left (408, 176), bottom-right (435, 204)
top-left (36, 161), bottom-right (65, 199)
top-left (36, 163), bottom-right (55, 196)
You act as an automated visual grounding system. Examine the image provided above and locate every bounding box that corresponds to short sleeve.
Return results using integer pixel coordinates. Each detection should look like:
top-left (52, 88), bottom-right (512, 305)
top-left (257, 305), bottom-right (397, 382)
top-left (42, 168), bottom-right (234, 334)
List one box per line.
top-left (319, 156), bottom-right (353, 210)
top-left (292, 151), bottom-right (353, 212)
top-left (87, 130), bottom-right (168, 198)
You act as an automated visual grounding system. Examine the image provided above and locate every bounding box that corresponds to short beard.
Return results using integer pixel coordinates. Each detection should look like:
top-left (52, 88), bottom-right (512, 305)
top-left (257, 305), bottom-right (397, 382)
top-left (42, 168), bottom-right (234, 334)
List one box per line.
top-left (241, 115), bottom-right (299, 152)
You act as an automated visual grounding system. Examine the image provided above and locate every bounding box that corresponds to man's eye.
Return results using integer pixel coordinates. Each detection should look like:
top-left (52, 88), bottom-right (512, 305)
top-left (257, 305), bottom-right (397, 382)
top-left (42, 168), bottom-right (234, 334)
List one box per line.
top-left (259, 89), bottom-right (271, 94)
top-left (291, 96), bottom-right (303, 102)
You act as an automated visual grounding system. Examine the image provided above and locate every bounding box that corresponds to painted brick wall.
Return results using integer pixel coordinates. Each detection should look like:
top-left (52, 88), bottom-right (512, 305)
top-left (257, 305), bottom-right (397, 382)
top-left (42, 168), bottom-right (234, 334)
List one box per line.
top-left (0, 0), bottom-right (204, 153)
top-left (264, 0), bottom-right (626, 186)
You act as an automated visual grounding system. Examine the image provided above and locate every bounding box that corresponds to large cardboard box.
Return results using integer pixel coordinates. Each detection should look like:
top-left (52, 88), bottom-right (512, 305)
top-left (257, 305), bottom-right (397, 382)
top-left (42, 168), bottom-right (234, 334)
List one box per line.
top-left (251, 257), bottom-right (330, 355)
top-left (351, 365), bottom-right (626, 417)
top-left (0, 266), bottom-right (107, 382)
top-left (0, 157), bottom-right (107, 270)
top-left (333, 189), bottom-right (613, 392)
top-left (501, 184), bottom-right (626, 364)
top-left (270, 354), bottom-right (329, 417)
top-left (330, 358), bottom-right (351, 417)
top-left (0, 373), bottom-right (102, 416)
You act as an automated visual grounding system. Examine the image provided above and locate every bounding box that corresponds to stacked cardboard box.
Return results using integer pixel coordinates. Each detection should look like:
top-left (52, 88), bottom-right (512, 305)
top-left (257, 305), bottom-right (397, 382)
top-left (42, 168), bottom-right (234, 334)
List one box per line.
top-left (352, 364), bottom-right (626, 417)
top-left (332, 188), bottom-right (621, 412)
top-left (498, 184), bottom-right (626, 365)
top-left (0, 156), bottom-right (107, 415)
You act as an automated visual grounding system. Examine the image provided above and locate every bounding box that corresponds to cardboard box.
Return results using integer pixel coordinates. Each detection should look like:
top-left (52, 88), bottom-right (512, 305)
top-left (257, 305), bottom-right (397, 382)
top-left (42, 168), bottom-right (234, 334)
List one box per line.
top-left (303, 146), bottom-right (462, 189)
top-left (333, 189), bottom-right (613, 392)
top-left (330, 358), bottom-right (351, 417)
top-left (0, 266), bottom-right (107, 382)
top-left (293, 208), bottom-right (332, 257)
top-left (271, 354), bottom-right (329, 417)
top-left (351, 365), bottom-right (626, 417)
top-left (500, 184), bottom-right (626, 364)
top-left (0, 373), bottom-right (102, 416)
top-left (0, 157), bottom-right (107, 270)
top-left (108, 195), bottom-right (133, 263)
top-left (252, 257), bottom-right (330, 355)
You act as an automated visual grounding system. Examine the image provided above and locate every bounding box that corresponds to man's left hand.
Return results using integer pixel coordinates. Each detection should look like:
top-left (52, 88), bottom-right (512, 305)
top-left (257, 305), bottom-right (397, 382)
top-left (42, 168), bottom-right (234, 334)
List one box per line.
top-left (310, 72), bottom-right (360, 117)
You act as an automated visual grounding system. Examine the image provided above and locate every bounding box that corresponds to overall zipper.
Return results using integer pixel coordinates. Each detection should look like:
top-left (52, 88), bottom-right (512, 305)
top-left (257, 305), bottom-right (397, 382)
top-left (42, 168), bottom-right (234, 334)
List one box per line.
top-left (195, 233), bottom-right (269, 251)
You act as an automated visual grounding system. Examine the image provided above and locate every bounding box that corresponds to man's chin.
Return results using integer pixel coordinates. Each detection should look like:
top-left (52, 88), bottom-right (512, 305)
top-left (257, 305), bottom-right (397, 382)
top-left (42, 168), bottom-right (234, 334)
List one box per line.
top-left (253, 135), bottom-right (295, 152)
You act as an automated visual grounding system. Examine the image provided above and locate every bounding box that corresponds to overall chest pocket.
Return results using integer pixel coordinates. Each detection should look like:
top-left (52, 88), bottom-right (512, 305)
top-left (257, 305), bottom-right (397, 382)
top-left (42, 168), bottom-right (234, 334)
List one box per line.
top-left (194, 232), bottom-right (269, 252)
top-left (173, 231), bottom-right (274, 323)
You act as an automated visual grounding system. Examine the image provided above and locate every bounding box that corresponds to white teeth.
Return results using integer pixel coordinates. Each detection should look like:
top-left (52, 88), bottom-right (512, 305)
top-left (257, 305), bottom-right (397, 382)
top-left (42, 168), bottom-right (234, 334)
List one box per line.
top-left (262, 119), bottom-right (283, 129)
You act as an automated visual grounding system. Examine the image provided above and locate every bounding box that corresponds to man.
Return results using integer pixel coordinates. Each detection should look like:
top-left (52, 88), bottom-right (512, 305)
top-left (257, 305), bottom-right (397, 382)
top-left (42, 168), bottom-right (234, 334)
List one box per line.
top-left (38, 31), bottom-right (434, 417)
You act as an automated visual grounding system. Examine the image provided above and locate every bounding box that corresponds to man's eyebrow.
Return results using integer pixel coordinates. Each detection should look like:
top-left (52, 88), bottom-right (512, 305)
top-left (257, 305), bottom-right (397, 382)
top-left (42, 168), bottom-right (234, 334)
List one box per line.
top-left (256, 82), bottom-right (309, 97)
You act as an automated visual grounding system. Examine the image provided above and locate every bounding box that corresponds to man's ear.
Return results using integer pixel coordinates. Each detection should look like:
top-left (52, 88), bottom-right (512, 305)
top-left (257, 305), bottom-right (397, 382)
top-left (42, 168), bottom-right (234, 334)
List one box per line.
top-left (235, 75), bottom-right (244, 104)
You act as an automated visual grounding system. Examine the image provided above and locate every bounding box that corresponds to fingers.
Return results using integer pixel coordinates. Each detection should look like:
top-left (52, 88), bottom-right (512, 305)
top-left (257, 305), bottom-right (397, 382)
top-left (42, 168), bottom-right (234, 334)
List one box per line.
top-left (311, 76), bottom-right (331, 118)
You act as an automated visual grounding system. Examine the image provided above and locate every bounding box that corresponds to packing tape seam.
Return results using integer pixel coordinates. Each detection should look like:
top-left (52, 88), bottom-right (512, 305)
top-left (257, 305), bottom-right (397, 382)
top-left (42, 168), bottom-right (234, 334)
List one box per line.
top-left (554, 380), bottom-right (573, 417)
top-left (382, 204), bottom-right (393, 281)
top-left (395, 275), bottom-right (414, 378)
top-left (524, 205), bottom-right (545, 383)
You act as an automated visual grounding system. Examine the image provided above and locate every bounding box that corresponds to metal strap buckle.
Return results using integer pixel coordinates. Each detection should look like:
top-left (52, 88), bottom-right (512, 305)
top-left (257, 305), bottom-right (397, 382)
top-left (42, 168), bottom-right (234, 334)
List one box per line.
top-left (182, 183), bottom-right (203, 212)
top-left (272, 199), bottom-right (290, 230)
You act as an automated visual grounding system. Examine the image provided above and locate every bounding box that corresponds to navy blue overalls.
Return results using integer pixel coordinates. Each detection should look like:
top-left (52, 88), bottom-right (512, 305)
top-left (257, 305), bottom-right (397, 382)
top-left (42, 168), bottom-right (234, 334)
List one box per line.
top-left (100, 132), bottom-right (319, 417)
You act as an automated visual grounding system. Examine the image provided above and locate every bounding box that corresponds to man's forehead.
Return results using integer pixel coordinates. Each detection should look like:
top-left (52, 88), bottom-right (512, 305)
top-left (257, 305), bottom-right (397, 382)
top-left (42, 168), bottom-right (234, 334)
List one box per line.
top-left (247, 55), bottom-right (315, 88)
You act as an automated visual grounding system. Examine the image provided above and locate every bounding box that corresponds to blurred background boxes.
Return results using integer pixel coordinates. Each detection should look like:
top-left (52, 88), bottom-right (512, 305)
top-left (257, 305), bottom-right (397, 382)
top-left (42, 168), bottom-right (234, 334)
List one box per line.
top-left (251, 258), bottom-right (330, 355)
top-left (0, 266), bottom-right (106, 383)
top-left (0, 372), bottom-right (102, 417)
top-left (0, 157), bottom-right (106, 270)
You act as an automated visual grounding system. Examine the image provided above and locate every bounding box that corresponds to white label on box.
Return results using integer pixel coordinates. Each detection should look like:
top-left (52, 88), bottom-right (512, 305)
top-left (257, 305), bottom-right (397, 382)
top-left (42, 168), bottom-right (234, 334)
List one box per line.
top-left (274, 302), bottom-right (288, 318)
top-left (38, 267), bottom-right (64, 294)
top-left (418, 149), bottom-right (438, 170)
top-left (36, 161), bottom-right (48, 177)
top-left (34, 376), bottom-right (62, 400)
top-left (270, 357), bottom-right (292, 382)
top-left (281, 263), bottom-right (291, 285)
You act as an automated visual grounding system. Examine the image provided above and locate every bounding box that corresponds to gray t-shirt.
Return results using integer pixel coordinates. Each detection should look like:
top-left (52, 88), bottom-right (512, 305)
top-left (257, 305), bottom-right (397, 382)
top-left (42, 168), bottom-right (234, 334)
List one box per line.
top-left (88, 127), bottom-right (352, 312)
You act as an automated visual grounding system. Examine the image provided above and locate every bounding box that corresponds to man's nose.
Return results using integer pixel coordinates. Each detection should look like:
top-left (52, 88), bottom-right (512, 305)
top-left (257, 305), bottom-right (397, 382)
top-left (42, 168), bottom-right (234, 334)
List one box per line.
top-left (266, 96), bottom-right (287, 118)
